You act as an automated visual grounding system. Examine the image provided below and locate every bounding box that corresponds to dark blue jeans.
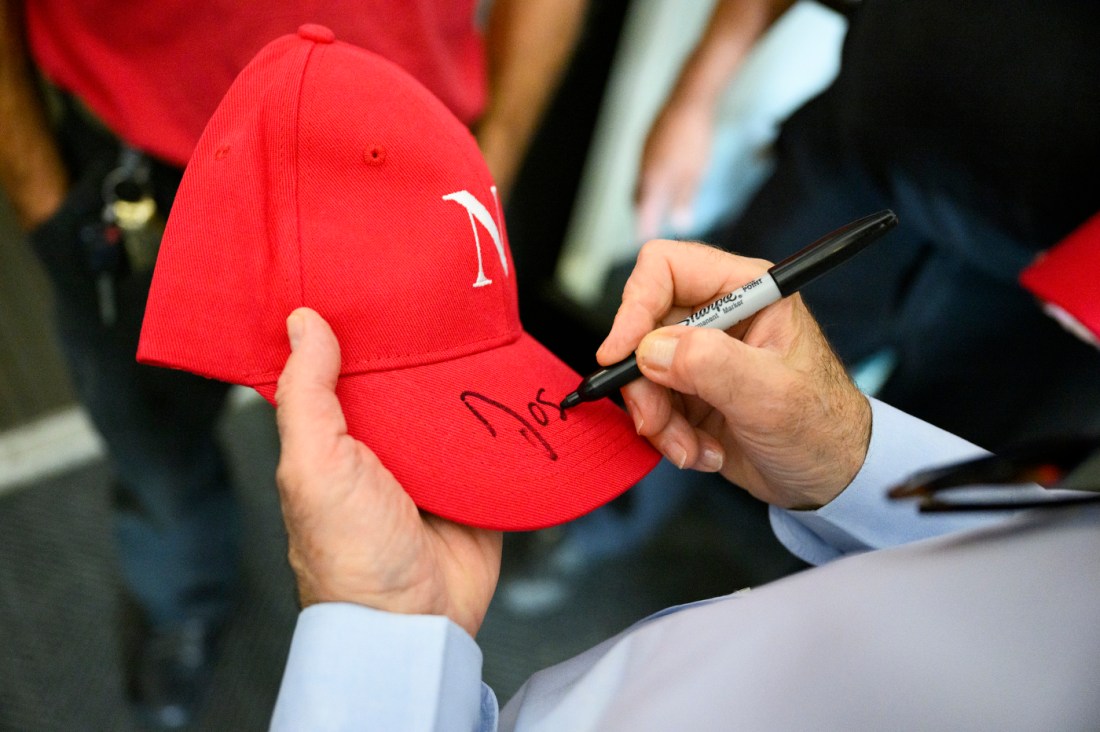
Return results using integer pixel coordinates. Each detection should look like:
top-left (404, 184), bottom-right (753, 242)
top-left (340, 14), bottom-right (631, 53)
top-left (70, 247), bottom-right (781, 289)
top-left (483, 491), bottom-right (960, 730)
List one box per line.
top-left (29, 111), bottom-right (240, 631)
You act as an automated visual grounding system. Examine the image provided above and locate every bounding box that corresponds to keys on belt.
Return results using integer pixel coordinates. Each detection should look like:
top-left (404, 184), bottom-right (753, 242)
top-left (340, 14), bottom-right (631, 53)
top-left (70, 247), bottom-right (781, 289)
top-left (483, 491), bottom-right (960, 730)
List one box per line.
top-left (83, 147), bottom-right (166, 326)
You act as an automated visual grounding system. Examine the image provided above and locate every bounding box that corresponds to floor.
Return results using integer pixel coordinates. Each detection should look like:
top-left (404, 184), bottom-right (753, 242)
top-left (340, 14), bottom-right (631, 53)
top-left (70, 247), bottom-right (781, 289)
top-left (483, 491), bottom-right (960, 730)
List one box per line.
top-left (0, 398), bottom-right (806, 731)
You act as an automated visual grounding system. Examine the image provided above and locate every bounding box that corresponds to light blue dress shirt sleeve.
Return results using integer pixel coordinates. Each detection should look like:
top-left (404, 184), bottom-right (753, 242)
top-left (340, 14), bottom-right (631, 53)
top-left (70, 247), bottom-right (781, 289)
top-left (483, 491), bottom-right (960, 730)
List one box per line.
top-left (270, 603), bottom-right (496, 731)
top-left (497, 505), bottom-right (1100, 731)
top-left (769, 397), bottom-right (1001, 564)
top-left (269, 403), bottom-right (1100, 731)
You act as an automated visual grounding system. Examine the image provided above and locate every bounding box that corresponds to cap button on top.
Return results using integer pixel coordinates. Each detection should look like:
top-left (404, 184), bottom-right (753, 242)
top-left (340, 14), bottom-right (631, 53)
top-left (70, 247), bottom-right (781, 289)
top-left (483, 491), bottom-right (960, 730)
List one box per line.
top-left (298, 24), bottom-right (335, 44)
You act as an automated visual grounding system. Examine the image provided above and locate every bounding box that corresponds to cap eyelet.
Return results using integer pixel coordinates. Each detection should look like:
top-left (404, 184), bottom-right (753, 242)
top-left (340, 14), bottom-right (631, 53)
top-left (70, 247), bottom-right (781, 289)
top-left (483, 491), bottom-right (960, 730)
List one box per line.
top-left (364, 146), bottom-right (387, 165)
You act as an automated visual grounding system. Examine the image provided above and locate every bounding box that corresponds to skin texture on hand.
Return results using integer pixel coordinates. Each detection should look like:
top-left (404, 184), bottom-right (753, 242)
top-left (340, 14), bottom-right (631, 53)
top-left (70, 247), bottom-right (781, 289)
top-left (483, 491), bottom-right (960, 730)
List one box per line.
top-left (274, 308), bottom-right (502, 638)
top-left (598, 240), bottom-right (871, 510)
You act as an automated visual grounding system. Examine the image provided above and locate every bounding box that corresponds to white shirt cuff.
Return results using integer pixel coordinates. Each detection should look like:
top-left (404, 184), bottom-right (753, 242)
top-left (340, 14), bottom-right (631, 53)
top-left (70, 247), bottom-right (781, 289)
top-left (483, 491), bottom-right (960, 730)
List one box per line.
top-left (770, 398), bottom-right (997, 564)
top-left (271, 603), bottom-right (492, 731)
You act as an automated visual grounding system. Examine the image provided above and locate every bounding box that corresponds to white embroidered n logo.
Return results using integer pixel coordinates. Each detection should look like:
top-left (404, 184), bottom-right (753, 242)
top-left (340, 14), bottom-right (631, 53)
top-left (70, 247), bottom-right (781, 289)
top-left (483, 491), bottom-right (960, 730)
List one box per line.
top-left (442, 186), bottom-right (507, 288)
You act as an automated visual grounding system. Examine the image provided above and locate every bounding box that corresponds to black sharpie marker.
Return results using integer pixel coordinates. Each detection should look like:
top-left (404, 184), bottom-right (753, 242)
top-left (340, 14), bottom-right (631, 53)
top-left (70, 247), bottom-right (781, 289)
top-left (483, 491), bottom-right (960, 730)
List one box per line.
top-left (560, 210), bottom-right (898, 410)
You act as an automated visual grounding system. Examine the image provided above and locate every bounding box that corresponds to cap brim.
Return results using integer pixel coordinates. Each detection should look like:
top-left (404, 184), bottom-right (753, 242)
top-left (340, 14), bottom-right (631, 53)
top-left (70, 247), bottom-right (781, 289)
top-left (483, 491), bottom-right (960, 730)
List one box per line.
top-left (255, 332), bottom-right (659, 530)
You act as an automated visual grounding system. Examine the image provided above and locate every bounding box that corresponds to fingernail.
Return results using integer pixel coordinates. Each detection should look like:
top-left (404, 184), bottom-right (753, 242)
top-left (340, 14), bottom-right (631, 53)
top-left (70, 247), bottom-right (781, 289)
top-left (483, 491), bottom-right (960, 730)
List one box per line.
top-left (700, 447), bottom-right (724, 472)
top-left (639, 334), bottom-right (678, 371)
top-left (287, 312), bottom-right (304, 351)
top-left (665, 442), bottom-right (688, 470)
top-left (623, 397), bottom-right (644, 434)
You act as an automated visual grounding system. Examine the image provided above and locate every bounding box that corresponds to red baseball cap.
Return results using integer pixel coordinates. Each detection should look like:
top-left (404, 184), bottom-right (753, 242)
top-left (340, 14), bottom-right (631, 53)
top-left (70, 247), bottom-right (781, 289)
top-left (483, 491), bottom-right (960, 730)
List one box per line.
top-left (137, 25), bottom-right (659, 530)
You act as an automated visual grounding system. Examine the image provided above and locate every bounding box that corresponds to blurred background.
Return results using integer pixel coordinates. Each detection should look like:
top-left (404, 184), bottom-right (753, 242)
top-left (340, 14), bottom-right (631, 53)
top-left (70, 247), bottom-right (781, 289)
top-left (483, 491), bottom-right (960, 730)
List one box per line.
top-left (0, 1), bottom-right (850, 728)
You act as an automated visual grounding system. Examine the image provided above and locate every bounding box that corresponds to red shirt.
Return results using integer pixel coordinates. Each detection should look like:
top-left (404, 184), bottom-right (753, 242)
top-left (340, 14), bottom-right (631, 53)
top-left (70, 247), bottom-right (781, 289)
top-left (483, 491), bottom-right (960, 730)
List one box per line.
top-left (25, 1), bottom-right (486, 167)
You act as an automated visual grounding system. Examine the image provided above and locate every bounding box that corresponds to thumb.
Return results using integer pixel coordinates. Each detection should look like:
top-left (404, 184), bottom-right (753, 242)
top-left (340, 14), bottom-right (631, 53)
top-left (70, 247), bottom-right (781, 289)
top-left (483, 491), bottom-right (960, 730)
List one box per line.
top-left (636, 325), bottom-right (769, 413)
top-left (275, 308), bottom-right (348, 467)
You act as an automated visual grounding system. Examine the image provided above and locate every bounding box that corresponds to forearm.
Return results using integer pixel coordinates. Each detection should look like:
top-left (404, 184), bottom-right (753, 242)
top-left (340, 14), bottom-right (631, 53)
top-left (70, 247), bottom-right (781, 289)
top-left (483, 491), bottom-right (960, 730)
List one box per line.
top-left (476, 0), bottom-right (587, 199)
top-left (634, 0), bottom-right (798, 234)
top-left (664, 0), bottom-right (797, 114)
top-left (0, 0), bottom-right (67, 231)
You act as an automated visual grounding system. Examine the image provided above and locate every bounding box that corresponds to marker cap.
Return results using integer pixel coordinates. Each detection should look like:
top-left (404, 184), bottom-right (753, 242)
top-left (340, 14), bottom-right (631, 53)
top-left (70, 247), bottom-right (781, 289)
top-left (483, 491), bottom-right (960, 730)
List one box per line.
top-left (769, 210), bottom-right (898, 296)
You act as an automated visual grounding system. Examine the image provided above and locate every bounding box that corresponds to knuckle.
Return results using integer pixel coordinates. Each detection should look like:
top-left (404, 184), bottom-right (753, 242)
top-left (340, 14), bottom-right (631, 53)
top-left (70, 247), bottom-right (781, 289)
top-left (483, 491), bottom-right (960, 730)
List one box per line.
top-left (275, 360), bottom-right (305, 410)
top-left (624, 380), bottom-right (670, 436)
top-left (636, 238), bottom-right (671, 264)
top-left (274, 370), bottom-right (291, 406)
top-left (275, 459), bottom-right (298, 494)
top-left (672, 330), bottom-right (711, 376)
top-left (675, 330), bottom-right (739, 404)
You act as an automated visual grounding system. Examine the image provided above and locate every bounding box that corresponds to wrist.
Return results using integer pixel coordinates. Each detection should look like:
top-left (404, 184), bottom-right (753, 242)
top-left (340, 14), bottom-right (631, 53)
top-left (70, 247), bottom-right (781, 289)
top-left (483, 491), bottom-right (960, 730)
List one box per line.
top-left (663, 83), bottom-right (723, 121)
top-left (797, 392), bottom-right (873, 511)
top-left (827, 393), bottom-right (873, 507)
top-left (0, 122), bottom-right (70, 231)
top-left (475, 115), bottom-right (520, 198)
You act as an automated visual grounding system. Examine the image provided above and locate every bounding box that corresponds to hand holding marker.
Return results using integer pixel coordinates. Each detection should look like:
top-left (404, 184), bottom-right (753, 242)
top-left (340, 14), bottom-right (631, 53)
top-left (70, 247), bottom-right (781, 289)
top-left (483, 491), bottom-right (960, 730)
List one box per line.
top-left (560, 210), bottom-right (899, 409)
